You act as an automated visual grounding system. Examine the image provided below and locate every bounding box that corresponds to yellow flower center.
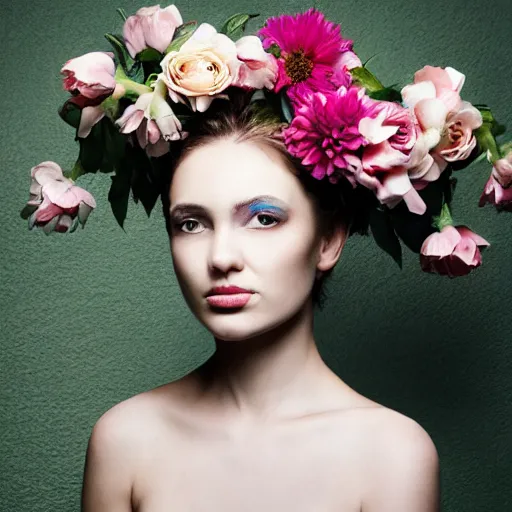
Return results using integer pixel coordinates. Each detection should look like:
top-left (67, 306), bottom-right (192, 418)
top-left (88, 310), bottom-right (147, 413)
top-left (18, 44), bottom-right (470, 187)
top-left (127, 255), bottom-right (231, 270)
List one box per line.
top-left (284, 50), bottom-right (313, 84)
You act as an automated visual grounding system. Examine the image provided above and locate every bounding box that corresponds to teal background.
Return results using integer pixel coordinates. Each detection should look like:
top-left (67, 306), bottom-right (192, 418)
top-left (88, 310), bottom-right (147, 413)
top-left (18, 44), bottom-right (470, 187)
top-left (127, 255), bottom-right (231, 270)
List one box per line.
top-left (1, 0), bottom-right (511, 510)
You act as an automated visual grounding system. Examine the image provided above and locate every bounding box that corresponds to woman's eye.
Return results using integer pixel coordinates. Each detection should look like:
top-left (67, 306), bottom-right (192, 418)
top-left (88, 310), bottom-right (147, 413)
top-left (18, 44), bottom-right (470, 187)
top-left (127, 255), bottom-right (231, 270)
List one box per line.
top-left (248, 213), bottom-right (280, 228)
top-left (178, 219), bottom-right (205, 233)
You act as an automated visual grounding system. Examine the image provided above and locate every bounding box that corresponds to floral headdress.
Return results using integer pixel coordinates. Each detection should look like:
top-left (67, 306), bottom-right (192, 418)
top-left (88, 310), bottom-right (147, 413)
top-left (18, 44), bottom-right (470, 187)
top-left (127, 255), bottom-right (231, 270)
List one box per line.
top-left (21, 4), bottom-right (511, 278)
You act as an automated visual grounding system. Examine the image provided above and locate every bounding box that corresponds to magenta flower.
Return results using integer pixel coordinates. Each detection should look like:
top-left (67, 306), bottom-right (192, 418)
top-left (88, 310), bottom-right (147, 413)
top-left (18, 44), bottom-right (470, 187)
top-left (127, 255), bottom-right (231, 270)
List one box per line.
top-left (283, 86), bottom-right (371, 183)
top-left (258, 8), bottom-right (355, 103)
top-left (420, 225), bottom-right (489, 277)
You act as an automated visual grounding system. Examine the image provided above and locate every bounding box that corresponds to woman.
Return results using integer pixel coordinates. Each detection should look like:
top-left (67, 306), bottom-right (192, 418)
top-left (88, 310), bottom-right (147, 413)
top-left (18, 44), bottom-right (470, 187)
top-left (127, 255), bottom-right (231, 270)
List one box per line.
top-left (81, 97), bottom-right (440, 511)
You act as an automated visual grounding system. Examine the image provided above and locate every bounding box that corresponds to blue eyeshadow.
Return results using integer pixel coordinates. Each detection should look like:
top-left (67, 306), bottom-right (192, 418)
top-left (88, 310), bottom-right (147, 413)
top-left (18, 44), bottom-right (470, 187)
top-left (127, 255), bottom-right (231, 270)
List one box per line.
top-left (248, 202), bottom-right (285, 215)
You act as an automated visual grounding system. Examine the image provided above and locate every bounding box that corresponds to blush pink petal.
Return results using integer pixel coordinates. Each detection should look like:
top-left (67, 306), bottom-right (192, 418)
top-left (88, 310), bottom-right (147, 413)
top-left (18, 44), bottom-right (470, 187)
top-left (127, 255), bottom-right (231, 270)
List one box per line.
top-left (401, 81), bottom-right (437, 109)
top-left (421, 225), bottom-right (461, 257)
top-left (78, 105), bottom-right (105, 138)
top-left (414, 98), bottom-right (448, 132)
top-left (492, 154), bottom-right (512, 188)
top-left (61, 52), bottom-right (116, 99)
top-left (142, 5), bottom-right (183, 53)
top-left (457, 226), bottom-right (490, 247)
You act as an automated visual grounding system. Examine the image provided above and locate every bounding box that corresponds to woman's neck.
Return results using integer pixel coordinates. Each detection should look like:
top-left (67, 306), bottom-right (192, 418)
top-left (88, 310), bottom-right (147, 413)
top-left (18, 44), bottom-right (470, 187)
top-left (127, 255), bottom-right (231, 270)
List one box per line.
top-left (193, 302), bottom-right (344, 425)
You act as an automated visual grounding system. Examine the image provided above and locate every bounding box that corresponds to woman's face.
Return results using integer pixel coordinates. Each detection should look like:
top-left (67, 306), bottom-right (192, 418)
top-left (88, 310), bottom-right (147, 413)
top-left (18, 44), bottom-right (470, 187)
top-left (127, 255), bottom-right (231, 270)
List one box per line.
top-left (168, 137), bottom-right (328, 341)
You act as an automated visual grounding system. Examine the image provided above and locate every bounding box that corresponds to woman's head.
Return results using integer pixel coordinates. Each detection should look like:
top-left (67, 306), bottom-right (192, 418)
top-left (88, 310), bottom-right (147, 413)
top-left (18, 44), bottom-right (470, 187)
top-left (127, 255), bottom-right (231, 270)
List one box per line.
top-left (161, 92), bottom-right (365, 339)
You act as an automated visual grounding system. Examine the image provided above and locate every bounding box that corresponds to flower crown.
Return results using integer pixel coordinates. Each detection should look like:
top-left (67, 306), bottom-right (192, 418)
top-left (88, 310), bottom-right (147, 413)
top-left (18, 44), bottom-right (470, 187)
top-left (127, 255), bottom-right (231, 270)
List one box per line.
top-left (21, 4), bottom-right (511, 278)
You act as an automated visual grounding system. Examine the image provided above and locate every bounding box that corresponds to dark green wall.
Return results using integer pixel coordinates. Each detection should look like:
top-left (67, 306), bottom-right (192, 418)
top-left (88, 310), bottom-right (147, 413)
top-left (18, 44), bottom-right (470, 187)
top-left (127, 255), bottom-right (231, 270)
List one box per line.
top-left (1, 0), bottom-right (511, 510)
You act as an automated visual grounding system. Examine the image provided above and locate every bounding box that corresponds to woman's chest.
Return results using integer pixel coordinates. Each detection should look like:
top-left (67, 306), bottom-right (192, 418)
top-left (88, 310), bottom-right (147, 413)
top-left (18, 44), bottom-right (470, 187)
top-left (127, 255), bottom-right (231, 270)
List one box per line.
top-left (132, 421), bottom-right (364, 512)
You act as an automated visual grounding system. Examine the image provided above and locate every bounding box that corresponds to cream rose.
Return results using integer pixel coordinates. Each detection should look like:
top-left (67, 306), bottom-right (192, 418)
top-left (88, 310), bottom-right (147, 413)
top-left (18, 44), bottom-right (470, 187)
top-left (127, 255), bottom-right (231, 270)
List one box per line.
top-left (160, 23), bottom-right (241, 112)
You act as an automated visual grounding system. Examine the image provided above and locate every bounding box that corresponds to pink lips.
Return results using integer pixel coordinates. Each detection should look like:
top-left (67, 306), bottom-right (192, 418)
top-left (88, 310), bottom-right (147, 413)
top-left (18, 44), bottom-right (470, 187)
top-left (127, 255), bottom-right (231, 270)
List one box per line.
top-left (206, 293), bottom-right (253, 308)
top-left (206, 285), bottom-right (254, 309)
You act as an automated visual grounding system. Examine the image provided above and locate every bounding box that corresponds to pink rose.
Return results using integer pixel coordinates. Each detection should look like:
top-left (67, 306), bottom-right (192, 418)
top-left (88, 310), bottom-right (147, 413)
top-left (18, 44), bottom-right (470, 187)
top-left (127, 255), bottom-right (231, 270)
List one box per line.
top-left (491, 153), bottom-right (512, 188)
top-left (433, 100), bottom-right (482, 163)
top-left (116, 80), bottom-right (183, 157)
top-left (61, 52), bottom-right (116, 100)
top-left (478, 175), bottom-right (512, 211)
top-left (160, 23), bottom-right (241, 112)
top-left (22, 162), bottom-right (96, 234)
top-left (420, 225), bottom-right (489, 277)
top-left (401, 66), bottom-right (466, 152)
top-left (123, 4), bottom-right (183, 57)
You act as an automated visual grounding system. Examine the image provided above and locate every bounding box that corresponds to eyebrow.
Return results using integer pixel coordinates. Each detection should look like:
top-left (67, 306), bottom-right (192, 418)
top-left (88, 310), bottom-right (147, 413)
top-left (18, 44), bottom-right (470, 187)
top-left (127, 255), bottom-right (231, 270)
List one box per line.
top-left (169, 195), bottom-right (289, 218)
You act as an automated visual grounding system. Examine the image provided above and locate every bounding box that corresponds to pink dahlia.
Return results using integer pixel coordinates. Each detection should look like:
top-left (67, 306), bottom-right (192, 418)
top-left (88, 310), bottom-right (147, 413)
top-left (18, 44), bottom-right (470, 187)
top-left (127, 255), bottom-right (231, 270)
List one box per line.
top-left (283, 86), bottom-right (372, 183)
top-left (258, 8), bottom-right (355, 103)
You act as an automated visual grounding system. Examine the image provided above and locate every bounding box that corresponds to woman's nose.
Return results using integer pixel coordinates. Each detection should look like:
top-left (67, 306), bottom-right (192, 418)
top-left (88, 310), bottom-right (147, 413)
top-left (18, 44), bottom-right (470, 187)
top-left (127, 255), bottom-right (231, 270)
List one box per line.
top-left (207, 228), bottom-right (244, 274)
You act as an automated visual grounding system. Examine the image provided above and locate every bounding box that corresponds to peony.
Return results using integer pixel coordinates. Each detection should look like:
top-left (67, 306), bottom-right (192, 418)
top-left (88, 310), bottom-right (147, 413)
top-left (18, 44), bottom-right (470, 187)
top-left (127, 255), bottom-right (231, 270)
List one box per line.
top-left (61, 52), bottom-right (116, 100)
top-left (22, 161), bottom-right (96, 234)
top-left (420, 225), bottom-right (489, 277)
top-left (116, 79), bottom-right (183, 157)
top-left (258, 8), bottom-right (356, 103)
top-left (491, 153), bottom-right (512, 188)
top-left (160, 23), bottom-right (241, 112)
top-left (359, 101), bottom-right (417, 172)
top-left (123, 4), bottom-right (183, 57)
top-left (478, 175), bottom-right (512, 211)
top-left (283, 86), bottom-right (372, 184)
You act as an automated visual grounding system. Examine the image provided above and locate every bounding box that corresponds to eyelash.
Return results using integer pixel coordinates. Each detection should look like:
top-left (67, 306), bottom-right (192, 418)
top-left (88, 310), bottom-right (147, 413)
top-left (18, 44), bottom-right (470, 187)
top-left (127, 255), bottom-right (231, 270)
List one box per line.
top-left (175, 212), bottom-right (281, 234)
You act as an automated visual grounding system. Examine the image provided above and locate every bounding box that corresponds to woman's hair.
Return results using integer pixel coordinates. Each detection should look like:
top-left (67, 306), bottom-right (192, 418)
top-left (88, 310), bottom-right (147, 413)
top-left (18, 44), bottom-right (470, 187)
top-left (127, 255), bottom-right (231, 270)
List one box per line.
top-left (161, 89), bottom-right (369, 310)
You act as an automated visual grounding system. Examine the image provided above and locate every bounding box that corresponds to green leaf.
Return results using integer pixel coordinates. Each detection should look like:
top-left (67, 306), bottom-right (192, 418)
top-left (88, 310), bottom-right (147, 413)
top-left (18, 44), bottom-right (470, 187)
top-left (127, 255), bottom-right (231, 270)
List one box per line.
top-left (116, 7), bottom-right (128, 22)
top-left (78, 120), bottom-right (105, 173)
top-left (58, 100), bottom-right (81, 129)
top-left (101, 119), bottom-right (127, 172)
top-left (280, 92), bottom-right (294, 123)
top-left (368, 87), bottom-right (402, 103)
top-left (165, 21), bottom-right (197, 53)
top-left (219, 13), bottom-right (259, 40)
top-left (130, 147), bottom-right (160, 216)
top-left (369, 208), bottom-right (402, 268)
top-left (105, 33), bottom-right (144, 83)
top-left (108, 164), bottom-right (132, 229)
top-left (137, 48), bottom-right (163, 62)
top-left (349, 66), bottom-right (384, 93)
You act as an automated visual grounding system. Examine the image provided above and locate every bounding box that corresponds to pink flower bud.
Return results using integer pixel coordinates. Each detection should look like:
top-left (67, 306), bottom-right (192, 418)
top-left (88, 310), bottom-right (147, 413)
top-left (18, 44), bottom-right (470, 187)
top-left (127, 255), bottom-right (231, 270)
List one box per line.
top-left (123, 4), bottom-right (183, 58)
top-left (491, 153), bottom-right (512, 188)
top-left (23, 162), bottom-right (96, 234)
top-left (61, 52), bottom-right (116, 100)
top-left (420, 225), bottom-right (489, 277)
top-left (479, 175), bottom-right (512, 211)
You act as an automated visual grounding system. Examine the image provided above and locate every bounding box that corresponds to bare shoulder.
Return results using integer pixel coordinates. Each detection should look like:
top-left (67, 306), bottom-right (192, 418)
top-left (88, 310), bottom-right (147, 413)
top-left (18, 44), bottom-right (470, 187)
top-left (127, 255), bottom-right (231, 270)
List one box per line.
top-left (352, 406), bottom-right (440, 512)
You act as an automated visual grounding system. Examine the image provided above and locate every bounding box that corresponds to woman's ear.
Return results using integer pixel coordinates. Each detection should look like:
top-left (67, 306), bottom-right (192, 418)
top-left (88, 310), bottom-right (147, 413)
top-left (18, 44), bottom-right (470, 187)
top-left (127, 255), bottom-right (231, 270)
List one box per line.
top-left (316, 222), bottom-right (349, 273)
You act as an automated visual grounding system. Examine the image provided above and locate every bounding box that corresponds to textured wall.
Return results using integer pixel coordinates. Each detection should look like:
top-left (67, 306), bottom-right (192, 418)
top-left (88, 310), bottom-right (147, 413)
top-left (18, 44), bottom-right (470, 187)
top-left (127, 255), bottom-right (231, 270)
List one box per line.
top-left (1, 0), bottom-right (511, 510)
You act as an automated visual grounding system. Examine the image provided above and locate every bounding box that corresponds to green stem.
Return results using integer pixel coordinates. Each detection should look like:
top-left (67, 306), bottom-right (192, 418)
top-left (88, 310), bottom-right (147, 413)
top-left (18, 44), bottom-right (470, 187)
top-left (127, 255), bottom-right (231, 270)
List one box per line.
top-left (475, 124), bottom-right (502, 164)
top-left (433, 203), bottom-right (453, 231)
top-left (68, 160), bottom-right (85, 181)
top-left (115, 66), bottom-right (152, 97)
